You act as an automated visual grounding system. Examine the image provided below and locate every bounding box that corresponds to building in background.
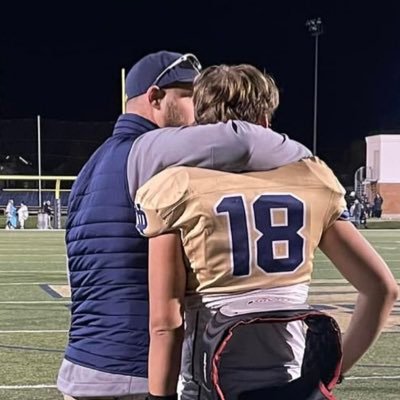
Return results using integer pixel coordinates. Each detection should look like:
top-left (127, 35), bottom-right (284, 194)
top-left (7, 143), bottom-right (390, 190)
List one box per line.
top-left (358, 134), bottom-right (400, 217)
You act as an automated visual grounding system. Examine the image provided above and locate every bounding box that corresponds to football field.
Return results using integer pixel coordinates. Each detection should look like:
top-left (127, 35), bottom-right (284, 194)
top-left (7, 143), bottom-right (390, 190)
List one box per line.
top-left (0, 230), bottom-right (399, 400)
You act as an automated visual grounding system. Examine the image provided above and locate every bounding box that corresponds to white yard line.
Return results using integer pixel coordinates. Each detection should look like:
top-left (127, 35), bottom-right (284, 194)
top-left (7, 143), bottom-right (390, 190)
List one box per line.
top-left (346, 375), bottom-right (400, 380)
top-left (0, 245), bottom-right (64, 248)
top-left (315, 259), bottom-right (400, 263)
top-left (0, 271), bottom-right (65, 273)
top-left (0, 283), bottom-right (65, 286)
top-left (0, 384), bottom-right (57, 389)
top-left (0, 330), bottom-right (67, 333)
top-left (2, 375), bottom-right (400, 390)
top-left (0, 253), bottom-right (65, 257)
top-left (362, 229), bottom-right (400, 232)
top-left (312, 279), bottom-right (400, 285)
top-left (316, 267), bottom-right (400, 271)
top-left (0, 229), bottom-right (65, 232)
top-left (0, 301), bottom-right (70, 304)
top-left (0, 261), bottom-right (64, 263)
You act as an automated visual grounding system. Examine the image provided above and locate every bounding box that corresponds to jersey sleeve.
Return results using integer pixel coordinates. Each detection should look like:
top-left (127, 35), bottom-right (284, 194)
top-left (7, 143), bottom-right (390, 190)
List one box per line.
top-left (134, 167), bottom-right (190, 237)
top-left (325, 191), bottom-right (349, 229)
top-left (318, 160), bottom-right (350, 229)
top-left (128, 121), bottom-right (248, 198)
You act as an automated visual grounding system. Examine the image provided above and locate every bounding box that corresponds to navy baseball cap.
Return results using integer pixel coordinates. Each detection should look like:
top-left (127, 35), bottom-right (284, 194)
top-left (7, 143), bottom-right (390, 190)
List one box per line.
top-left (125, 51), bottom-right (202, 100)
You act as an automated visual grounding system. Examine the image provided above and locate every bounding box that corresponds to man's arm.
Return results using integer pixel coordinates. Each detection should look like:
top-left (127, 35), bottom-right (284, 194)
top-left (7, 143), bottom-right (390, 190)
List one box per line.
top-left (148, 233), bottom-right (186, 397)
top-left (127, 121), bottom-right (311, 198)
top-left (232, 121), bottom-right (311, 171)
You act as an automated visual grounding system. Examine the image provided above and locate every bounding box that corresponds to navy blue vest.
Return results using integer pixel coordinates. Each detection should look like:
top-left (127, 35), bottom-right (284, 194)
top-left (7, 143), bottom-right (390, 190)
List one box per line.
top-left (65, 114), bottom-right (157, 377)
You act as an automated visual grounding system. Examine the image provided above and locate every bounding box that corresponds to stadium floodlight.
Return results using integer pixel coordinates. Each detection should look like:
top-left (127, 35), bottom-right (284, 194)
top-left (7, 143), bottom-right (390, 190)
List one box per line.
top-left (306, 18), bottom-right (324, 156)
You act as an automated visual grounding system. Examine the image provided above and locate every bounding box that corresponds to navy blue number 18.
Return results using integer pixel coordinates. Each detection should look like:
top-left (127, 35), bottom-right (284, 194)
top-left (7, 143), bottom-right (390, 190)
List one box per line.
top-left (216, 194), bottom-right (305, 276)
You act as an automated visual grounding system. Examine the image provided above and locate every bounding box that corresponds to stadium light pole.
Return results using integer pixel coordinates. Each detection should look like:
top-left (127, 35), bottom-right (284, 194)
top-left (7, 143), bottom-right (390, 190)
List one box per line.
top-left (37, 115), bottom-right (42, 207)
top-left (121, 68), bottom-right (126, 114)
top-left (306, 18), bottom-right (323, 155)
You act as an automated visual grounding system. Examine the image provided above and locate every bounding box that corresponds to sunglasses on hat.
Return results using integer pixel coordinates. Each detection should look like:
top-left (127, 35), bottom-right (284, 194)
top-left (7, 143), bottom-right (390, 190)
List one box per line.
top-left (152, 53), bottom-right (202, 87)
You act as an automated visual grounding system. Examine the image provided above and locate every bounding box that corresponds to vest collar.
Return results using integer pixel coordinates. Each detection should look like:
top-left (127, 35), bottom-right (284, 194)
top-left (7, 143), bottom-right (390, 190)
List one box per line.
top-left (113, 113), bottom-right (158, 136)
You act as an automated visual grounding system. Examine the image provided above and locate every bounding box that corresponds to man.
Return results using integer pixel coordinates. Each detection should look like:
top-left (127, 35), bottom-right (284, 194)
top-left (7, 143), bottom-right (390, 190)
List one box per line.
top-left (135, 65), bottom-right (398, 399)
top-left (373, 193), bottom-right (384, 218)
top-left (58, 53), bottom-right (311, 400)
top-left (43, 200), bottom-right (53, 229)
top-left (58, 50), bottom-right (202, 400)
top-left (5, 199), bottom-right (17, 229)
top-left (350, 199), bottom-right (363, 228)
top-left (17, 202), bottom-right (28, 229)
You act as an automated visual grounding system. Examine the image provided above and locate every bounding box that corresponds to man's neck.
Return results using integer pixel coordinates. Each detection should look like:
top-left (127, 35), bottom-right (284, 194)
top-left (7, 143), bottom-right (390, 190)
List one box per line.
top-left (125, 96), bottom-right (155, 124)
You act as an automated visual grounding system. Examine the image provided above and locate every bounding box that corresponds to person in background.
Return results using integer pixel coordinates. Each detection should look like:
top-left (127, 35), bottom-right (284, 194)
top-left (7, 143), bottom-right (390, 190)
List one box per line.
top-left (361, 193), bottom-right (372, 218)
top-left (43, 200), bottom-right (53, 229)
top-left (346, 190), bottom-right (357, 211)
top-left (373, 193), bottom-right (384, 218)
top-left (350, 199), bottom-right (363, 228)
top-left (17, 202), bottom-right (29, 229)
top-left (5, 199), bottom-right (17, 229)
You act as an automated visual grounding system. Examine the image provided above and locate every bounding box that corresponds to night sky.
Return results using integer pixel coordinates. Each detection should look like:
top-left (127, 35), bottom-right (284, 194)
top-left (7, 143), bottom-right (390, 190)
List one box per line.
top-left (1, 1), bottom-right (400, 174)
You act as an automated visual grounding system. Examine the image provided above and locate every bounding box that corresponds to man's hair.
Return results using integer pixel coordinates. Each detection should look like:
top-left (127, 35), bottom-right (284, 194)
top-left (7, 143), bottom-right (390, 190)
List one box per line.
top-left (193, 64), bottom-right (280, 125)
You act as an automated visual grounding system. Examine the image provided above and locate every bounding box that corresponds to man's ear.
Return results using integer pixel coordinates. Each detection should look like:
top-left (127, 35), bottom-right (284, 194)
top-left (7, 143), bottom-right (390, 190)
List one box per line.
top-left (147, 86), bottom-right (165, 109)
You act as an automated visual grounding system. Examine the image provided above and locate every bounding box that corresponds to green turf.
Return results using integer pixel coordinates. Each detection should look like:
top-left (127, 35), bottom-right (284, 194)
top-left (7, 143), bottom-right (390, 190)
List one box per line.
top-left (1, 214), bottom-right (399, 230)
top-left (0, 286), bottom-right (62, 301)
top-left (336, 380), bottom-right (400, 400)
top-left (0, 272), bottom-right (67, 284)
top-left (0, 215), bottom-right (68, 230)
top-left (0, 389), bottom-right (63, 400)
top-left (0, 230), bottom-right (399, 399)
top-left (1, 304), bottom-right (70, 331)
top-left (0, 345), bottom-right (63, 385)
top-left (349, 333), bottom-right (400, 375)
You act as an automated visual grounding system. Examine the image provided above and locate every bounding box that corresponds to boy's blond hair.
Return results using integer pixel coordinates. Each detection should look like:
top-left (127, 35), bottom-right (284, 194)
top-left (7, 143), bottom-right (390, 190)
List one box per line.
top-left (194, 64), bottom-right (279, 125)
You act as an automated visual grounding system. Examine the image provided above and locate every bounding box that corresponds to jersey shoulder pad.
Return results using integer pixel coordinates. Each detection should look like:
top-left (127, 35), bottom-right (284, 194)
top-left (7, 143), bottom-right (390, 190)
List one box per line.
top-left (303, 158), bottom-right (349, 228)
top-left (302, 157), bottom-right (345, 195)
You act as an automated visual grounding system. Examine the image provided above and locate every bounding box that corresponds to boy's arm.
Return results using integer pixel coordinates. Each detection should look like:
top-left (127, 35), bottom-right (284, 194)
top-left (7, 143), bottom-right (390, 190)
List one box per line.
top-left (148, 233), bottom-right (186, 397)
top-left (319, 221), bottom-right (398, 373)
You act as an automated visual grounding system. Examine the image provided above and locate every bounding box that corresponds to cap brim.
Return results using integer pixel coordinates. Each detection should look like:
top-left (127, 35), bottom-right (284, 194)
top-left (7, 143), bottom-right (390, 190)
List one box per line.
top-left (158, 67), bottom-right (199, 87)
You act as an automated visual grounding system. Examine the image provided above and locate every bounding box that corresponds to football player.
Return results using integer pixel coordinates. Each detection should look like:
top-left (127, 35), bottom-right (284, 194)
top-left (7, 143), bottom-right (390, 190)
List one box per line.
top-left (136, 66), bottom-right (398, 400)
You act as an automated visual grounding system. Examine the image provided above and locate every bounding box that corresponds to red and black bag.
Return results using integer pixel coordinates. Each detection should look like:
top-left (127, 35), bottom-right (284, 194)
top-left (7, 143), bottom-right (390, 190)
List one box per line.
top-left (193, 305), bottom-right (342, 400)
